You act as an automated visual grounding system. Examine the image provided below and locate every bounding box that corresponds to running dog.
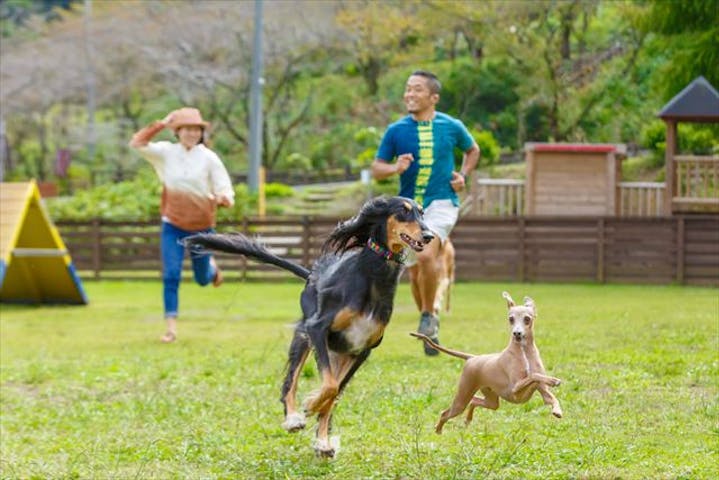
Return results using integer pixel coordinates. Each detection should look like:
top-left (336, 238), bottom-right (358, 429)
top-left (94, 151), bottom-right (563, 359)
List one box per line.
top-left (411, 291), bottom-right (562, 433)
top-left (186, 196), bottom-right (433, 457)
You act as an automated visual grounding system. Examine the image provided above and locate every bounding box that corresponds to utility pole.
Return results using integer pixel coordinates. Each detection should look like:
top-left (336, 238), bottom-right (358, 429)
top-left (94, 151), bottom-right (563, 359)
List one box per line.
top-left (248, 0), bottom-right (264, 192)
top-left (83, 0), bottom-right (96, 168)
top-left (0, 115), bottom-right (6, 182)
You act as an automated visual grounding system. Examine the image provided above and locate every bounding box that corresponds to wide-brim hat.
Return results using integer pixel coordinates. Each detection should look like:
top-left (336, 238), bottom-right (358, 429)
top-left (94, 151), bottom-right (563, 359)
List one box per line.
top-left (169, 107), bottom-right (210, 132)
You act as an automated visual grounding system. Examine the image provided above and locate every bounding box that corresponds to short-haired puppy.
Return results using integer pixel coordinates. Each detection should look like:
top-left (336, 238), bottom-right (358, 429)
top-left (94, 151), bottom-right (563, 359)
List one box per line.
top-left (411, 291), bottom-right (562, 433)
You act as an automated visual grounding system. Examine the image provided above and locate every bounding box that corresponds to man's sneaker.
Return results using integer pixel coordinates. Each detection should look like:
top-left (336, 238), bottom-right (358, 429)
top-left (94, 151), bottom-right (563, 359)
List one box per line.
top-left (417, 311), bottom-right (440, 356)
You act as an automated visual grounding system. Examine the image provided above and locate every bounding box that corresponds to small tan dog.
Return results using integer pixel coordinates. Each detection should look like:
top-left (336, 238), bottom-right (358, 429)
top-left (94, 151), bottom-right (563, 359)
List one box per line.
top-left (411, 291), bottom-right (562, 434)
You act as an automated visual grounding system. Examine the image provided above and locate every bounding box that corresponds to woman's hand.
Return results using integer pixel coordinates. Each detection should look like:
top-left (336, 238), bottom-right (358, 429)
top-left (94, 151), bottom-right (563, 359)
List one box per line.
top-left (161, 111), bottom-right (176, 127)
top-left (215, 195), bottom-right (232, 207)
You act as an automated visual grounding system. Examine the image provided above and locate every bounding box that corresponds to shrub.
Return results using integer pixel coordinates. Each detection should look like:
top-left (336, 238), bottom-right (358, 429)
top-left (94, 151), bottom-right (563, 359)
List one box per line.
top-left (469, 128), bottom-right (500, 166)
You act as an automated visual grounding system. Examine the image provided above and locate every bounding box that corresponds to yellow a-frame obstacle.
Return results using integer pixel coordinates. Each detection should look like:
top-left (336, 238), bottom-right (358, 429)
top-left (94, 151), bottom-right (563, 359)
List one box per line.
top-left (0, 181), bottom-right (87, 304)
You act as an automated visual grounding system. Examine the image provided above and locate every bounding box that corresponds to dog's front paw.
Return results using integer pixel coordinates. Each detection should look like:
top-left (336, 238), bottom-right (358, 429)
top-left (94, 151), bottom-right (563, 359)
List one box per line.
top-left (282, 412), bottom-right (306, 432)
top-left (313, 436), bottom-right (339, 459)
top-left (552, 408), bottom-right (563, 419)
top-left (550, 377), bottom-right (562, 387)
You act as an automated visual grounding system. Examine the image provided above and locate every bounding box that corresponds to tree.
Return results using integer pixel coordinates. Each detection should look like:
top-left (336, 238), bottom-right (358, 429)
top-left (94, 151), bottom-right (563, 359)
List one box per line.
top-left (335, 0), bottom-right (423, 96)
top-left (642, 0), bottom-right (719, 100)
top-left (487, 0), bottom-right (647, 142)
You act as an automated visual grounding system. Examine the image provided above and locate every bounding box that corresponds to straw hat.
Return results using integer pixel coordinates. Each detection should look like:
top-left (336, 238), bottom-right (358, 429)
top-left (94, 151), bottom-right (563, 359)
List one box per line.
top-left (168, 107), bottom-right (210, 132)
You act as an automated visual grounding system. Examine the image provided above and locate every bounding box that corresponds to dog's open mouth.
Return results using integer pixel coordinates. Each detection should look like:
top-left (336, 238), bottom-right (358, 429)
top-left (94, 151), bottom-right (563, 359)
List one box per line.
top-left (400, 233), bottom-right (425, 252)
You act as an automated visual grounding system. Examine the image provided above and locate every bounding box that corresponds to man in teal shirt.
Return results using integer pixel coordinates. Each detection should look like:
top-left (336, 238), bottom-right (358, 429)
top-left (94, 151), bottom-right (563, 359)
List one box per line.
top-left (371, 70), bottom-right (480, 355)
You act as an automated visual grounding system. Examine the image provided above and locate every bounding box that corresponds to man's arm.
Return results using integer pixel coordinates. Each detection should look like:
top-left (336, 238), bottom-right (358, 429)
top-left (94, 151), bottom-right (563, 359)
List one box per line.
top-left (370, 153), bottom-right (414, 180)
top-left (459, 143), bottom-right (480, 178)
top-left (450, 143), bottom-right (480, 191)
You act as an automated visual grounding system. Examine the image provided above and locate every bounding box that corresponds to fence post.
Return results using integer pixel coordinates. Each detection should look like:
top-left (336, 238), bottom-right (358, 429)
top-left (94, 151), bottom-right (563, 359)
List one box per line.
top-left (518, 217), bottom-right (526, 282)
top-left (301, 216), bottom-right (311, 267)
top-left (597, 218), bottom-right (606, 283)
top-left (676, 216), bottom-right (685, 284)
top-left (241, 217), bottom-right (248, 280)
top-left (92, 218), bottom-right (101, 279)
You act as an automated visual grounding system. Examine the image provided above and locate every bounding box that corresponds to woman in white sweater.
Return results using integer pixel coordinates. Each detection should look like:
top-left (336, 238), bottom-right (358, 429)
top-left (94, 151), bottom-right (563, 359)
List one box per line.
top-left (130, 107), bottom-right (235, 343)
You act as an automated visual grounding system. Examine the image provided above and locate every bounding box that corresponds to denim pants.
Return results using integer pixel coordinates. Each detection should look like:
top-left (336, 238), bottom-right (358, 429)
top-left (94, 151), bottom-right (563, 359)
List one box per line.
top-left (161, 221), bottom-right (217, 318)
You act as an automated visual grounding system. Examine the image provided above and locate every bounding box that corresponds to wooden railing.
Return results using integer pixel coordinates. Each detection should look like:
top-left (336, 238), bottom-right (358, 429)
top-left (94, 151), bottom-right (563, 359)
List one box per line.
top-left (463, 179), bottom-right (668, 217)
top-left (618, 182), bottom-right (665, 216)
top-left (673, 155), bottom-right (719, 212)
top-left (463, 179), bottom-right (525, 216)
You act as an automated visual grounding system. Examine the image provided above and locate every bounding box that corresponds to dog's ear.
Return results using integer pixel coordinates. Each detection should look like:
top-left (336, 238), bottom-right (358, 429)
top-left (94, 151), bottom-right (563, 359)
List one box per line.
top-left (523, 296), bottom-right (535, 313)
top-left (502, 291), bottom-right (515, 307)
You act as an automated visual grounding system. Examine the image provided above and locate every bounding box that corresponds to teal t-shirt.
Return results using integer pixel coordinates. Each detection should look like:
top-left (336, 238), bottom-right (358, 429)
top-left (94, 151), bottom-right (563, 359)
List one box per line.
top-left (376, 112), bottom-right (474, 208)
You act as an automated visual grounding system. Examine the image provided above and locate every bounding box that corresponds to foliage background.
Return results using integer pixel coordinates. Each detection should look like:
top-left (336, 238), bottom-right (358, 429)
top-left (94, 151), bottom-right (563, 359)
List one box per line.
top-left (2, 0), bottom-right (717, 195)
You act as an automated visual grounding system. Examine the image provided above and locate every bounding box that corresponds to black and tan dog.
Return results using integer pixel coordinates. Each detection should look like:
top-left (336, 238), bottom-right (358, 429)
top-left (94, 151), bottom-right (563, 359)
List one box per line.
top-left (186, 196), bottom-right (433, 457)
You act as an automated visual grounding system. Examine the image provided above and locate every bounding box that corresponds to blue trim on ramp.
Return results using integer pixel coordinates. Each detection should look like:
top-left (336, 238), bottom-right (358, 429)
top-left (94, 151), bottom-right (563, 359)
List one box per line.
top-left (67, 262), bottom-right (89, 305)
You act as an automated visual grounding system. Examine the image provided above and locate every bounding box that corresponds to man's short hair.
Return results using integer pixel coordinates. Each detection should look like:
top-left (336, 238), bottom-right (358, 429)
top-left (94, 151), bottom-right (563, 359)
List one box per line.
top-left (411, 70), bottom-right (441, 95)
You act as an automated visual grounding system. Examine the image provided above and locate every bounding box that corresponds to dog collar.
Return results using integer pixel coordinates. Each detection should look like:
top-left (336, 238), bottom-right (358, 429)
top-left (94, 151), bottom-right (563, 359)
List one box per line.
top-left (366, 238), bottom-right (404, 264)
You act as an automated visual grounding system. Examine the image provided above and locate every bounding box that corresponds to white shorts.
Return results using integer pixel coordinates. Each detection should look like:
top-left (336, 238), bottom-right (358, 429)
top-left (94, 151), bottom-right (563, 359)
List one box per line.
top-left (405, 199), bottom-right (459, 266)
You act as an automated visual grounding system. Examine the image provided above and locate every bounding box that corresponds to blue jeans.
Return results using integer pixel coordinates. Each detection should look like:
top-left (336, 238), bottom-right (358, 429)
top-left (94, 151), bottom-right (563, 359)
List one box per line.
top-left (160, 221), bottom-right (217, 318)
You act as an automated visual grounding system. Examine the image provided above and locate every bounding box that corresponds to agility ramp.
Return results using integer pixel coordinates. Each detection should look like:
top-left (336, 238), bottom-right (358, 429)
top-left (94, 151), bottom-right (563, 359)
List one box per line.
top-left (0, 181), bottom-right (87, 304)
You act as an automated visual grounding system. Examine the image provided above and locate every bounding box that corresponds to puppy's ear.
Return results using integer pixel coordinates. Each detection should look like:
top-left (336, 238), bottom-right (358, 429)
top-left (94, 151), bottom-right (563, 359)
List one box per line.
top-left (523, 296), bottom-right (535, 312)
top-left (502, 291), bottom-right (515, 308)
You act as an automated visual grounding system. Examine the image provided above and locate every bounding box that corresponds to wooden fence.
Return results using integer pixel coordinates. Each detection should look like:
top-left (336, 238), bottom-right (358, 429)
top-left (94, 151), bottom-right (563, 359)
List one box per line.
top-left (57, 215), bottom-right (719, 286)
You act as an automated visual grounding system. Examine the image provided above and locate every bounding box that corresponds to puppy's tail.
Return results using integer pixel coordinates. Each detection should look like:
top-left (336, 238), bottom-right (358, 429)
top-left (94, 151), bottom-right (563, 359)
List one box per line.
top-left (185, 232), bottom-right (310, 280)
top-left (409, 332), bottom-right (473, 360)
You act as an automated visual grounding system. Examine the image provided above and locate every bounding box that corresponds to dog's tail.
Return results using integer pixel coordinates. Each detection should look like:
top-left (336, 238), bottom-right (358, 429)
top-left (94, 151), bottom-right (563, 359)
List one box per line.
top-left (185, 232), bottom-right (310, 280)
top-left (409, 332), bottom-right (473, 360)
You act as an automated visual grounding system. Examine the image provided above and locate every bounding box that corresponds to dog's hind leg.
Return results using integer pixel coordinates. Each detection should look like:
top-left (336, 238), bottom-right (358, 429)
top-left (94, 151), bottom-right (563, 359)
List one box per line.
top-left (281, 327), bottom-right (312, 432)
top-left (435, 373), bottom-right (480, 434)
top-left (464, 388), bottom-right (499, 426)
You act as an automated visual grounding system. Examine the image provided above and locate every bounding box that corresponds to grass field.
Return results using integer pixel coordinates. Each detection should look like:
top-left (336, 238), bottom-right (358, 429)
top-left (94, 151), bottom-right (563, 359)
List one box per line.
top-left (1, 280), bottom-right (717, 479)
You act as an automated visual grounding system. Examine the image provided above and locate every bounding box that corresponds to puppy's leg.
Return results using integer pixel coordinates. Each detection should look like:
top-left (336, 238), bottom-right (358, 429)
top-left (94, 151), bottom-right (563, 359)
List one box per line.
top-left (435, 369), bottom-right (480, 434)
top-left (537, 384), bottom-right (563, 418)
top-left (511, 372), bottom-right (561, 394)
top-left (281, 327), bottom-right (311, 432)
top-left (465, 388), bottom-right (499, 426)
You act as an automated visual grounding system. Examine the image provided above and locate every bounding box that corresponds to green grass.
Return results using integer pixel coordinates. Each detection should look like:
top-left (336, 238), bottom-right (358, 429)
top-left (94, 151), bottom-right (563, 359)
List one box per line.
top-left (1, 281), bottom-right (718, 479)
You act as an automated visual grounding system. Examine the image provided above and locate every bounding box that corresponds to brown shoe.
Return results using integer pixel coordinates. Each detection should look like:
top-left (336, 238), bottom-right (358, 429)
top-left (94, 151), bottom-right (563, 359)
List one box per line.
top-left (210, 257), bottom-right (223, 287)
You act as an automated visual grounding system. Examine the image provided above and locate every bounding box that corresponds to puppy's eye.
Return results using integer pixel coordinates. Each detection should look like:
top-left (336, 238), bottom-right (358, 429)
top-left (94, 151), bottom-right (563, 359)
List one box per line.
top-left (524, 316), bottom-right (531, 325)
top-left (509, 316), bottom-right (514, 324)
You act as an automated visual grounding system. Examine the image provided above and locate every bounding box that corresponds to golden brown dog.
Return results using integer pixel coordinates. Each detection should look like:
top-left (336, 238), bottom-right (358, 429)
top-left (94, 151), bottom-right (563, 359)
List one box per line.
top-left (433, 238), bottom-right (455, 315)
top-left (411, 291), bottom-right (562, 433)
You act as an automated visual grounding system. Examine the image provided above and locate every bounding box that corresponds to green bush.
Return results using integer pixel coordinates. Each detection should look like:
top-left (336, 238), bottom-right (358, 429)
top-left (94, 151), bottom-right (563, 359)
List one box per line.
top-left (469, 128), bottom-right (500, 166)
top-left (641, 120), bottom-right (719, 167)
top-left (264, 182), bottom-right (295, 198)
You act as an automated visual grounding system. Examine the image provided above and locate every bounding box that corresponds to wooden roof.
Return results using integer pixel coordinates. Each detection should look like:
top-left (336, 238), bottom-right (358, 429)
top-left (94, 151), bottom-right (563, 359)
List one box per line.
top-left (658, 76), bottom-right (719, 123)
